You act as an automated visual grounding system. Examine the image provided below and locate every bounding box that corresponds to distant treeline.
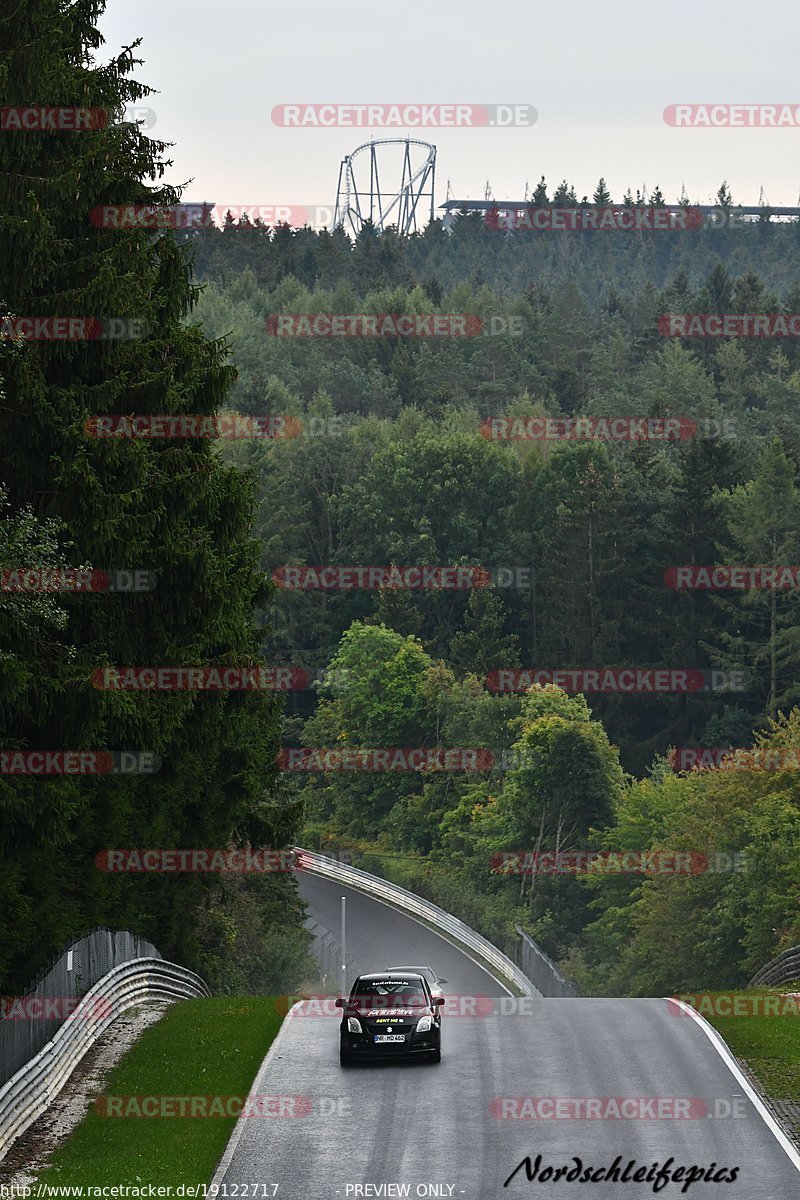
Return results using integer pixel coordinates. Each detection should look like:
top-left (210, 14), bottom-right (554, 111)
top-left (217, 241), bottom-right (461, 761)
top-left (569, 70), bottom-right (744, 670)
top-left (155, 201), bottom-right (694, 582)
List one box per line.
top-left (188, 179), bottom-right (800, 304)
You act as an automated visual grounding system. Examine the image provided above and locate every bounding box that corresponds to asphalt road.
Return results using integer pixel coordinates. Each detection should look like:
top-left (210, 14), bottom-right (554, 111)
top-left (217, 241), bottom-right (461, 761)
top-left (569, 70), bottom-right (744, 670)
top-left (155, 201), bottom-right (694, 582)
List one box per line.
top-left (297, 870), bottom-right (509, 999)
top-left (213, 872), bottom-right (800, 1200)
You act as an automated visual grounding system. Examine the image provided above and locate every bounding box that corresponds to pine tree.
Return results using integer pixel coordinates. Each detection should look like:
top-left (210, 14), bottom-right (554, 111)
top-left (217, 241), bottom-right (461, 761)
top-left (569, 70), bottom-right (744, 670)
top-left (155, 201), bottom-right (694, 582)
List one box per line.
top-left (0, 0), bottom-right (298, 987)
top-left (714, 439), bottom-right (800, 716)
top-left (449, 590), bottom-right (521, 677)
top-left (532, 176), bottom-right (549, 206)
top-left (592, 179), bottom-right (611, 205)
top-left (716, 181), bottom-right (734, 209)
top-left (422, 275), bottom-right (444, 305)
top-left (553, 180), bottom-right (578, 206)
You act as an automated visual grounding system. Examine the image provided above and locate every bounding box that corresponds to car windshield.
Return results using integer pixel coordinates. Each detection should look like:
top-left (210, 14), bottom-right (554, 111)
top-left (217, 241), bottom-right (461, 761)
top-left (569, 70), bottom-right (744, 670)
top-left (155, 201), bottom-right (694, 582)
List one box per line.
top-left (350, 979), bottom-right (427, 1008)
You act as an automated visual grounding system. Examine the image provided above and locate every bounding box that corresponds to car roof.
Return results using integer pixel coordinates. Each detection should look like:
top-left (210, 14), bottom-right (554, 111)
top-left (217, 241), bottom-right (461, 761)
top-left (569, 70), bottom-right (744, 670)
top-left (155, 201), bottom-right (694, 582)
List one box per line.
top-left (355, 971), bottom-right (427, 982)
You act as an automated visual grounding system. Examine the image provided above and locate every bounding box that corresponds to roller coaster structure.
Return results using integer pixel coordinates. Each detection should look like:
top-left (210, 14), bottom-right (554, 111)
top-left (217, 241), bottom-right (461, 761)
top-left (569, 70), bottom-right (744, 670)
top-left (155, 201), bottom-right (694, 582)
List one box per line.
top-left (334, 139), bottom-right (436, 237)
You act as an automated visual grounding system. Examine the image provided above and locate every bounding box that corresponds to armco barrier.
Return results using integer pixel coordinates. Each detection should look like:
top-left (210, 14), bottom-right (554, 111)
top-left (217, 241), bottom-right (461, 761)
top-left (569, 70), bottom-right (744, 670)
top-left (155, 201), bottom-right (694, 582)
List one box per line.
top-left (294, 847), bottom-right (541, 997)
top-left (0, 958), bottom-right (209, 1161)
top-left (1, 927), bottom-right (162, 1087)
top-left (748, 945), bottom-right (800, 989)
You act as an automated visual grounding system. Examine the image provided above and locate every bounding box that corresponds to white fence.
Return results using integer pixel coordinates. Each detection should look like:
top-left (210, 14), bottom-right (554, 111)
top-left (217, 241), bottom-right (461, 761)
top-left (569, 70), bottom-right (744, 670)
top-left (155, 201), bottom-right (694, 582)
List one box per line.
top-left (0, 957), bottom-right (209, 1162)
top-left (294, 847), bottom-right (541, 997)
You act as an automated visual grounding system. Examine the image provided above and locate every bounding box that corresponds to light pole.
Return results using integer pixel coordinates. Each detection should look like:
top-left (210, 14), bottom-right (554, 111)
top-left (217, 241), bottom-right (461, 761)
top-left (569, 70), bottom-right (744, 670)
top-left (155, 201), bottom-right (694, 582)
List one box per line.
top-left (340, 895), bottom-right (347, 999)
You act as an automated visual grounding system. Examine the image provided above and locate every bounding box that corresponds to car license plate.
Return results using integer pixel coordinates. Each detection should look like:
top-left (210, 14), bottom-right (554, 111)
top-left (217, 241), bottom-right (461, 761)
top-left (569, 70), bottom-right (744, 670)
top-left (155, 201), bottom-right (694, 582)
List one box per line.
top-left (374, 1034), bottom-right (405, 1043)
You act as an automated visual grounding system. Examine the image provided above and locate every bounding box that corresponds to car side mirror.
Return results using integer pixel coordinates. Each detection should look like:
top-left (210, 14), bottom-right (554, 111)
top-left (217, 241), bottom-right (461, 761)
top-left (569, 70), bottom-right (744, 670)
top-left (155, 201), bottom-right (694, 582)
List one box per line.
top-left (439, 978), bottom-right (448, 984)
top-left (334, 997), bottom-right (344, 1008)
top-left (434, 996), bottom-right (445, 1006)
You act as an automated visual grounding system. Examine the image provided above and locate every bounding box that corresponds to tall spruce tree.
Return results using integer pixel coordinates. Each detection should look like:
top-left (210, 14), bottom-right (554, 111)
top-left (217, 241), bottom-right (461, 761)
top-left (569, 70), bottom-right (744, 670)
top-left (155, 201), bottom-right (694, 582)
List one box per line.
top-left (0, 0), bottom-right (299, 988)
top-left (713, 439), bottom-right (800, 717)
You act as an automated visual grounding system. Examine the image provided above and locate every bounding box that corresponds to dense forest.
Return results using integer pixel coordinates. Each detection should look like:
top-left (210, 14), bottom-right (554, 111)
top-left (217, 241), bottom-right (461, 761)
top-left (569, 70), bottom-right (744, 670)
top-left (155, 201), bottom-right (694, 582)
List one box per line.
top-left (0, 1), bottom-right (313, 993)
top-left (187, 204), bottom-right (800, 994)
top-left (4, 0), bottom-right (800, 999)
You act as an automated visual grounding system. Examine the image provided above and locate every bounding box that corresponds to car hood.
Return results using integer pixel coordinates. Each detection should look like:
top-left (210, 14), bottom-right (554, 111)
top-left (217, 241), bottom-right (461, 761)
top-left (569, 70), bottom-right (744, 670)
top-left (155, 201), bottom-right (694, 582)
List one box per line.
top-left (346, 1003), bottom-right (431, 1031)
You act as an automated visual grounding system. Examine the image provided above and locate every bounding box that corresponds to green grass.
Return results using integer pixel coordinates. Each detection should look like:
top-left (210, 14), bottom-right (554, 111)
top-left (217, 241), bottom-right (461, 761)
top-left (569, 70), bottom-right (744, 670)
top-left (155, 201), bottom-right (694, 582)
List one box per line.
top-left (690, 989), bottom-right (800, 1104)
top-left (34, 996), bottom-right (283, 1188)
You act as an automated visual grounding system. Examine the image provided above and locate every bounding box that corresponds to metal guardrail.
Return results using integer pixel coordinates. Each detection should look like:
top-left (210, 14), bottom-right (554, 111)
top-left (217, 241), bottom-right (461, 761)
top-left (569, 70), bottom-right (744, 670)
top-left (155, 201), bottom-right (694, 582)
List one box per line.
top-left (516, 926), bottom-right (579, 997)
top-left (0, 957), bottom-right (209, 1162)
top-left (1, 927), bottom-right (163, 1087)
top-left (748, 946), bottom-right (800, 989)
top-left (295, 847), bottom-right (540, 997)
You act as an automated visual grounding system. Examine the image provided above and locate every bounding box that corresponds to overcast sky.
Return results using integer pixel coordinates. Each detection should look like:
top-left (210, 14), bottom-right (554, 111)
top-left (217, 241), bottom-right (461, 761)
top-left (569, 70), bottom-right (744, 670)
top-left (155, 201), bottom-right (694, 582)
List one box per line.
top-left (98, 0), bottom-right (800, 224)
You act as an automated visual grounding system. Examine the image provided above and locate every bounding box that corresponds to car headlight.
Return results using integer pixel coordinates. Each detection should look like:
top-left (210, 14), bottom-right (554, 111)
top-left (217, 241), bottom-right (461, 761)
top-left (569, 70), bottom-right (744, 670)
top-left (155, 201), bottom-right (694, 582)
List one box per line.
top-left (416, 1014), bottom-right (433, 1033)
top-left (347, 1017), bottom-right (362, 1033)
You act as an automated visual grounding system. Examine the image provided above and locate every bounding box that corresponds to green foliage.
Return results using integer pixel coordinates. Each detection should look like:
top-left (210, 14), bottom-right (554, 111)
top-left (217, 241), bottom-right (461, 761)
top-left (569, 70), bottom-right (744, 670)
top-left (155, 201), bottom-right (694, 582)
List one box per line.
top-left (188, 214), bottom-right (800, 998)
top-left (581, 711), bottom-right (800, 993)
top-left (0, 0), bottom-right (306, 990)
top-left (300, 622), bottom-right (435, 834)
top-left (712, 440), bottom-right (800, 714)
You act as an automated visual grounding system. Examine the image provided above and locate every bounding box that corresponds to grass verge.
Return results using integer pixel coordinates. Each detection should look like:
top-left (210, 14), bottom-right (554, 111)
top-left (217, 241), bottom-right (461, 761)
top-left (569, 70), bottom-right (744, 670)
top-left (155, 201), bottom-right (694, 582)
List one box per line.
top-left (682, 988), bottom-right (800, 1122)
top-left (34, 996), bottom-right (283, 1188)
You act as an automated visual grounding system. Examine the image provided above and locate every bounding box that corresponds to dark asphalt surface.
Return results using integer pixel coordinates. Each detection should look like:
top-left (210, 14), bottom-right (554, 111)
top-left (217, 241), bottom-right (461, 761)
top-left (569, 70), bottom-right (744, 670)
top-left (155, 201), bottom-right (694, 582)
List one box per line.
top-left (213, 872), bottom-right (800, 1200)
top-left (297, 871), bottom-right (509, 999)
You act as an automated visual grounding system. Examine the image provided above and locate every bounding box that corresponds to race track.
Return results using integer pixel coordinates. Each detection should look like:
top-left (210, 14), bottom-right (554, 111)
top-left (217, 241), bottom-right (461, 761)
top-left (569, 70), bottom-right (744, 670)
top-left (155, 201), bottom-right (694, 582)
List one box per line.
top-left (211, 872), bottom-right (800, 1200)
